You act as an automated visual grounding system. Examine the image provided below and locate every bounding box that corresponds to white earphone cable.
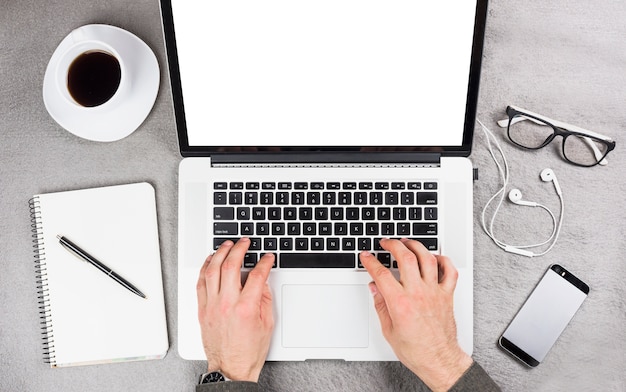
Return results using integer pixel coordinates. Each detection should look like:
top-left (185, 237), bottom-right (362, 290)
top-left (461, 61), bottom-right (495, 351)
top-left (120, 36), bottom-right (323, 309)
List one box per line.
top-left (477, 119), bottom-right (563, 257)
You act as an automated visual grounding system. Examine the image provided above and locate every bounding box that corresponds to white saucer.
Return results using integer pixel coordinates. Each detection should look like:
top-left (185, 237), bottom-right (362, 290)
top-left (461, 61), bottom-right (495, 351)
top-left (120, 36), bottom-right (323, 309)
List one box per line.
top-left (43, 24), bottom-right (159, 142)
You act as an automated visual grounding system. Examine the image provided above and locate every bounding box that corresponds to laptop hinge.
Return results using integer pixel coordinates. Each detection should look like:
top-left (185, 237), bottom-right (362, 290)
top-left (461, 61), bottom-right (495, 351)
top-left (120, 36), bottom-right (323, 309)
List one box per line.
top-left (210, 152), bottom-right (441, 167)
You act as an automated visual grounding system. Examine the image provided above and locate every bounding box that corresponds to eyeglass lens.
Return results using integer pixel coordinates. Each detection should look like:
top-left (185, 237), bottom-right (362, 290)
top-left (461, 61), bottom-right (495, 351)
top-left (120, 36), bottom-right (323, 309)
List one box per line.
top-left (508, 114), bottom-right (609, 166)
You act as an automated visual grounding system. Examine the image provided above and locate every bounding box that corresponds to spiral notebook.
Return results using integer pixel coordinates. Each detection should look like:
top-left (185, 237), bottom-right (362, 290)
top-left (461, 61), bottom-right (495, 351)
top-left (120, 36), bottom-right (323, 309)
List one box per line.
top-left (30, 182), bottom-right (169, 367)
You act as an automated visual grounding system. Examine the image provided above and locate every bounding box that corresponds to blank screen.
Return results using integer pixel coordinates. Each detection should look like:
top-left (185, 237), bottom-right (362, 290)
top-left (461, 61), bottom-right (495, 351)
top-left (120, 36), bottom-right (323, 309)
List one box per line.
top-left (171, 0), bottom-right (477, 147)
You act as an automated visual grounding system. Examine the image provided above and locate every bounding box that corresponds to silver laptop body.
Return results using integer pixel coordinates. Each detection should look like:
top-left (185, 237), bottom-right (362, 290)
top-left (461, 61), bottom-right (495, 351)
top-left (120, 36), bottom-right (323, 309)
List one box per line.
top-left (161, 0), bottom-right (488, 361)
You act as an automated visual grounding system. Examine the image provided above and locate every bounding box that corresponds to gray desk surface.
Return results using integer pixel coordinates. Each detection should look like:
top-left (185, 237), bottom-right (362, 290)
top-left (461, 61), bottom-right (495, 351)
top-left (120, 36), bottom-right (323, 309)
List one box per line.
top-left (2, 1), bottom-right (625, 391)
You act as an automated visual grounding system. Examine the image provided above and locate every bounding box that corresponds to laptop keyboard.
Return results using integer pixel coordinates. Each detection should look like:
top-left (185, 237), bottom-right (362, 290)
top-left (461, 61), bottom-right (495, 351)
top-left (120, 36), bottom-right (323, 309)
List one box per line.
top-left (212, 181), bottom-right (438, 269)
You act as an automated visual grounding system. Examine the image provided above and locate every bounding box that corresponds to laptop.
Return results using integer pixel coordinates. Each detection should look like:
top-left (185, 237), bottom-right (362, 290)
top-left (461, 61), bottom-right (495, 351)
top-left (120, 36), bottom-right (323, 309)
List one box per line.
top-left (161, 0), bottom-right (487, 361)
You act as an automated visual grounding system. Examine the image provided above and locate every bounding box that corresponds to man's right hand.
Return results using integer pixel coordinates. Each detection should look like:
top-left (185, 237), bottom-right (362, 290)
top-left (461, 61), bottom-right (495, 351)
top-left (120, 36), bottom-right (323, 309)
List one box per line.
top-left (360, 238), bottom-right (473, 392)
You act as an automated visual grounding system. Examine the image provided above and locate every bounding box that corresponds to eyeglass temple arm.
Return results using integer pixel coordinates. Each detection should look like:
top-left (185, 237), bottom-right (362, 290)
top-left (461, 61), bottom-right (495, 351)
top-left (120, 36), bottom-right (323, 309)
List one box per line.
top-left (496, 108), bottom-right (611, 165)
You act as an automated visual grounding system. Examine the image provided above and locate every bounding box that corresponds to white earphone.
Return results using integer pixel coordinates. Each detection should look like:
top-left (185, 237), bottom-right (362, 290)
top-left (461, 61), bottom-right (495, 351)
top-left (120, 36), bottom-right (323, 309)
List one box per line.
top-left (477, 120), bottom-right (564, 258)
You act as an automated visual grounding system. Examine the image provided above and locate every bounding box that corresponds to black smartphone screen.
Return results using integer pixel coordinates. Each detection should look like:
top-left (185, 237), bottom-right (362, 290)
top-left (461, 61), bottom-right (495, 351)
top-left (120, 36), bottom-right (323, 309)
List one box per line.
top-left (499, 264), bottom-right (589, 367)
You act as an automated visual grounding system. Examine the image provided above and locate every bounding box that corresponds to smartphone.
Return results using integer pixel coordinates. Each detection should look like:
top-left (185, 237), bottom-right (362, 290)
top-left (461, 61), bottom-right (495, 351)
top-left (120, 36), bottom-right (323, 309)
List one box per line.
top-left (498, 264), bottom-right (589, 367)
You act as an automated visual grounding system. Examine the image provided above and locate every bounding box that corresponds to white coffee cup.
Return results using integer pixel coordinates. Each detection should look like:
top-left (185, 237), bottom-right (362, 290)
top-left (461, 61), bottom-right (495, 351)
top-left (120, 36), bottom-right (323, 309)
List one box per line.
top-left (54, 31), bottom-right (130, 110)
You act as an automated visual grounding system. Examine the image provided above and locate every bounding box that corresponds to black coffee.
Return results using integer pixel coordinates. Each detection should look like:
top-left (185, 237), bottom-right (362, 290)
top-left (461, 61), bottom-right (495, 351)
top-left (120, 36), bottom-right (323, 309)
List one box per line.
top-left (67, 51), bottom-right (121, 107)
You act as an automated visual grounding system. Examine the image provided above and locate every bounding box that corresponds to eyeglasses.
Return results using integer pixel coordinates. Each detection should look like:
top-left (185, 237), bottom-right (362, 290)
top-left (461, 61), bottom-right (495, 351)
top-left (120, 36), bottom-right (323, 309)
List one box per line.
top-left (497, 105), bottom-right (616, 167)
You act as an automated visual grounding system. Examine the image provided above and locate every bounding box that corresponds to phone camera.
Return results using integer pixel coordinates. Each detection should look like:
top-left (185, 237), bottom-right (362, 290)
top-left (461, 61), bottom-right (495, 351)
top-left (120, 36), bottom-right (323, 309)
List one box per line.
top-left (554, 266), bottom-right (562, 274)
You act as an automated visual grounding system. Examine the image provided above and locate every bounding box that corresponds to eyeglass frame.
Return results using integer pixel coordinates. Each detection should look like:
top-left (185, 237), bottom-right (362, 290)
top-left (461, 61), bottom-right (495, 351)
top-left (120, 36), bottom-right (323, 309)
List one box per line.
top-left (497, 105), bottom-right (616, 167)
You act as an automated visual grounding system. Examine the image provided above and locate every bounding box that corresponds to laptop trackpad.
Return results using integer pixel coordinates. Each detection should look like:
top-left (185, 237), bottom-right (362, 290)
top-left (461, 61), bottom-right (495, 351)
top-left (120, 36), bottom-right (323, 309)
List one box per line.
top-left (281, 284), bottom-right (369, 348)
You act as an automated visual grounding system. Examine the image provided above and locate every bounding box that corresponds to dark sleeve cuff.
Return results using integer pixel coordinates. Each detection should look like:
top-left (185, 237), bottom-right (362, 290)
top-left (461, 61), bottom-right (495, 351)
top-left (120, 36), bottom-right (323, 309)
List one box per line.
top-left (196, 381), bottom-right (261, 392)
top-left (448, 361), bottom-right (501, 392)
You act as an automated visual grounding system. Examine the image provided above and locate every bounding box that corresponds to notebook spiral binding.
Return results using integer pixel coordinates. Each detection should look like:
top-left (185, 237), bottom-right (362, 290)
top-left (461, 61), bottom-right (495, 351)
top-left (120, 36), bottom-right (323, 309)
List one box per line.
top-left (30, 196), bottom-right (56, 366)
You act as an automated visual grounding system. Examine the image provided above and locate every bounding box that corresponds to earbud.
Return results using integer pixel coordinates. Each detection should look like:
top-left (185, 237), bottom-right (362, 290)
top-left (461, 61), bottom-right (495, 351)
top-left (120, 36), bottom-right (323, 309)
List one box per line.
top-left (508, 189), bottom-right (537, 207)
top-left (540, 168), bottom-right (562, 195)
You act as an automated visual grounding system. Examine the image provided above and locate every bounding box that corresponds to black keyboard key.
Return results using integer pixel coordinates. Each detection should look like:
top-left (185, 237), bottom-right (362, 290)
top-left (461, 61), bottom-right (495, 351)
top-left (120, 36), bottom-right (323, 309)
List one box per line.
top-left (346, 208), bottom-right (359, 220)
top-left (327, 238), bottom-right (340, 250)
top-left (213, 237), bottom-right (239, 249)
top-left (408, 182), bottom-right (422, 190)
top-left (214, 182), bottom-right (228, 190)
top-left (311, 182), bottom-right (325, 190)
top-left (264, 238), bottom-right (278, 250)
top-left (349, 223), bottom-right (364, 235)
top-left (401, 192), bottom-right (414, 205)
top-left (241, 223), bottom-right (254, 235)
top-left (299, 207), bottom-right (313, 220)
top-left (249, 238), bottom-right (262, 250)
top-left (393, 207), bottom-right (407, 220)
top-left (278, 182), bottom-right (292, 189)
top-left (413, 223), bottom-right (438, 235)
top-left (343, 182), bottom-right (357, 190)
top-left (425, 207), bottom-right (438, 220)
top-left (303, 223), bottom-right (316, 235)
top-left (362, 208), bottom-right (375, 220)
top-left (280, 253), bottom-right (355, 268)
top-left (342, 238), bottom-right (356, 250)
top-left (214, 192), bottom-right (227, 205)
top-left (338, 192), bottom-right (351, 204)
top-left (243, 253), bottom-right (258, 268)
top-left (307, 192), bottom-right (321, 205)
top-left (397, 222), bottom-right (410, 235)
top-left (272, 223), bottom-right (285, 235)
top-left (424, 182), bottom-right (438, 190)
top-left (417, 192), bottom-right (438, 205)
top-left (385, 192), bottom-right (398, 205)
top-left (244, 192), bottom-right (258, 205)
top-left (414, 238), bottom-right (438, 251)
top-left (284, 207), bottom-right (297, 220)
top-left (295, 238), bottom-right (308, 250)
top-left (246, 182), bottom-right (260, 190)
top-left (370, 192), bottom-right (383, 205)
top-left (291, 192), bottom-right (305, 205)
top-left (262, 182), bottom-right (276, 189)
top-left (327, 182), bottom-right (341, 189)
top-left (375, 182), bottom-right (389, 190)
top-left (230, 182), bottom-right (244, 189)
top-left (229, 192), bottom-right (243, 205)
top-left (359, 182), bottom-right (373, 190)
top-left (252, 207), bottom-right (265, 220)
top-left (366, 223), bottom-right (379, 235)
top-left (236, 207), bottom-right (250, 220)
top-left (280, 238), bottom-right (293, 251)
top-left (377, 207), bottom-right (391, 220)
top-left (315, 207), bottom-right (328, 220)
top-left (288, 223), bottom-right (300, 235)
top-left (214, 223), bottom-right (238, 235)
top-left (381, 223), bottom-right (394, 236)
top-left (294, 182), bottom-right (308, 189)
top-left (391, 182), bottom-right (405, 189)
top-left (330, 208), bottom-right (343, 220)
top-left (354, 192), bottom-right (368, 205)
top-left (256, 223), bottom-right (269, 235)
top-left (214, 207), bottom-right (234, 220)
top-left (334, 223), bottom-right (348, 235)
top-left (358, 237), bottom-right (371, 251)
top-left (268, 207), bottom-right (281, 220)
top-left (409, 207), bottom-right (422, 220)
top-left (319, 222), bottom-right (332, 235)
top-left (323, 192), bottom-right (336, 205)
top-left (260, 192), bottom-right (273, 204)
top-left (311, 238), bottom-right (324, 250)
top-left (276, 192), bottom-right (289, 205)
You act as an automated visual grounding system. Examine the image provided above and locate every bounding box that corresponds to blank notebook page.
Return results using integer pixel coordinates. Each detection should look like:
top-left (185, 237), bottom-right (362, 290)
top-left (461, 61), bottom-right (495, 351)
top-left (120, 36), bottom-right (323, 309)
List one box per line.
top-left (33, 182), bottom-right (168, 367)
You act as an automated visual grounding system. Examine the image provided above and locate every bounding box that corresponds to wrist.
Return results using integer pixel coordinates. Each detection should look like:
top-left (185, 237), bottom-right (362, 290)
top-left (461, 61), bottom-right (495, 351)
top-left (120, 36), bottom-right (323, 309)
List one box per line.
top-left (409, 348), bottom-right (473, 392)
top-left (207, 364), bottom-right (261, 383)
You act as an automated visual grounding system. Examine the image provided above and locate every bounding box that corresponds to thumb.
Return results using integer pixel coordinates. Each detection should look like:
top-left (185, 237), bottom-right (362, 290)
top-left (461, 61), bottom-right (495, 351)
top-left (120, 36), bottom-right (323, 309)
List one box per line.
top-left (368, 282), bottom-right (393, 337)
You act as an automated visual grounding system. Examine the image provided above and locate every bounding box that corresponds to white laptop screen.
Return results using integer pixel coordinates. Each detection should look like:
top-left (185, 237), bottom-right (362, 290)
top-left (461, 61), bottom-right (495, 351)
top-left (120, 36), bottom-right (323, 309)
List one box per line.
top-left (164, 0), bottom-right (485, 153)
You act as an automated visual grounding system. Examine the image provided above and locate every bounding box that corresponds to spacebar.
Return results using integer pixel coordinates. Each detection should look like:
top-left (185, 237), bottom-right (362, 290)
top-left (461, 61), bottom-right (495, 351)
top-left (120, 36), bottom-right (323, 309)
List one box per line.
top-left (279, 253), bottom-right (355, 268)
